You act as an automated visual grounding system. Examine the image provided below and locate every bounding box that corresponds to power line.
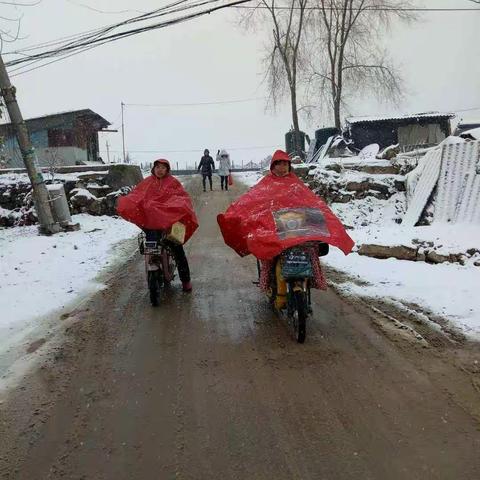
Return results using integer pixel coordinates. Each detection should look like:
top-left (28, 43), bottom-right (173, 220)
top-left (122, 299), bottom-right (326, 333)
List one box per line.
top-left (99, 145), bottom-right (278, 153)
top-left (233, 5), bottom-right (480, 11)
top-left (124, 97), bottom-right (266, 107)
top-left (5, 0), bottom-right (219, 73)
top-left (64, 0), bottom-right (147, 15)
top-left (6, 0), bottom-right (196, 63)
top-left (6, 0), bottom-right (252, 76)
top-left (0, 0), bottom-right (41, 5)
top-left (455, 107), bottom-right (480, 113)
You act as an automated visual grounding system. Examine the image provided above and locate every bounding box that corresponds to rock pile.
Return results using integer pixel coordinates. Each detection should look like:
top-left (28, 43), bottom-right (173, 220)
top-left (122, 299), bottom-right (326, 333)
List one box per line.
top-left (0, 164), bottom-right (142, 227)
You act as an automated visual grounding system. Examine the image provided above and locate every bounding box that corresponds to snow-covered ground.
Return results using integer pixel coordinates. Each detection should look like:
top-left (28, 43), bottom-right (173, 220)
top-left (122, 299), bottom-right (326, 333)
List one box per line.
top-left (0, 170), bottom-right (109, 186)
top-left (323, 249), bottom-right (480, 340)
top-left (234, 170), bottom-right (263, 187)
top-left (0, 214), bottom-right (138, 376)
top-left (330, 196), bottom-right (480, 339)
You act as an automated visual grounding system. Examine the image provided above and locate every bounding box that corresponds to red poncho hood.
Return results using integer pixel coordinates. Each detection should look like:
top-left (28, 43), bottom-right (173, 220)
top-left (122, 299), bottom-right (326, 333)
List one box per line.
top-left (117, 174), bottom-right (198, 242)
top-left (217, 172), bottom-right (354, 260)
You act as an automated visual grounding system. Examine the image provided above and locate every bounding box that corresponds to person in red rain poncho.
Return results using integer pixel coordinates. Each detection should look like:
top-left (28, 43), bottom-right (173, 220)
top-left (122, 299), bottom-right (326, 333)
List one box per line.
top-left (117, 159), bottom-right (198, 292)
top-left (217, 150), bottom-right (354, 291)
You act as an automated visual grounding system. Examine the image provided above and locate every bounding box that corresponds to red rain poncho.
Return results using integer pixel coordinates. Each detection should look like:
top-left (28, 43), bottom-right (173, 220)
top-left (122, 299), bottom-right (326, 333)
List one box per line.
top-left (217, 172), bottom-right (354, 260)
top-left (117, 174), bottom-right (198, 243)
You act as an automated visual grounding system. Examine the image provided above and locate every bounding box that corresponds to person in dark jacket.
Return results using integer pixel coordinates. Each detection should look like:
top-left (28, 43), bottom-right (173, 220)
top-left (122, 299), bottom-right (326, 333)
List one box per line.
top-left (198, 149), bottom-right (215, 192)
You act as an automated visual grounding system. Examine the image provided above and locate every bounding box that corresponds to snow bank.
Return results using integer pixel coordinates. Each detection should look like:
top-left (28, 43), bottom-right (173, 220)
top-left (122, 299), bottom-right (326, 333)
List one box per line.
top-left (324, 249), bottom-right (480, 340)
top-left (0, 214), bottom-right (138, 359)
top-left (351, 224), bottom-right (480, 257)
top-left (0, 171), bottom-right (109, 186)
top-left (332, 193), bottom-right (406, 229)
top-left (235, 171), bottom-right (262, 187)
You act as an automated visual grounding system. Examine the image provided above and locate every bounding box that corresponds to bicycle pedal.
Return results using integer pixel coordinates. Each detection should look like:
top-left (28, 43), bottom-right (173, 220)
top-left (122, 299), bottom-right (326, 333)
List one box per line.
top-left (147, 264), bottom-right (160, 271)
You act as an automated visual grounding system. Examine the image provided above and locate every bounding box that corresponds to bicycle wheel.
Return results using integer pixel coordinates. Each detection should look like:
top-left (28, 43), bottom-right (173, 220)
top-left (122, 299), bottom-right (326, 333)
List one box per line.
top-left (148, 270), bottom-right (160, 306)
top-left (292, 289), bottom-right (307, 343)
top-left (161, 249), bottom-right (176, 286)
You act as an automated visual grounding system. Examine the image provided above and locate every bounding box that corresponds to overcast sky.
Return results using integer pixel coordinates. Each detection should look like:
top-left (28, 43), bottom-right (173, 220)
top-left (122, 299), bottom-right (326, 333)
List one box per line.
top-left (2, 0), bottom-right (479, 168)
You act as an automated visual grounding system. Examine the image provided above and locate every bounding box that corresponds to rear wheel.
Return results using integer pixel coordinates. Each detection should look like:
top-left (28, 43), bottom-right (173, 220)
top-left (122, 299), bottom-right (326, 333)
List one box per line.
top-left (292, 289), bottom-right (307, 343)
top-left (148, 270), bottom-right (160, 306)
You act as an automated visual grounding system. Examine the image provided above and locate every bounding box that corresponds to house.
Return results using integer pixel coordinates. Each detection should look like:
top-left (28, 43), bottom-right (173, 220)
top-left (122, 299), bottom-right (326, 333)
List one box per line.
top-left (344, 112), bottom-right (455, 152)
top-left (0, 109), bottom-right (111, 168)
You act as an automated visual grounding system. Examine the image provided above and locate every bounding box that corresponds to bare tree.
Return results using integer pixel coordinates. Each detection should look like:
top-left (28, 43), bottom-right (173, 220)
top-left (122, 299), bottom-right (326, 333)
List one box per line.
top-left (45, 148), bottom-right (64, 181)
top-left (240, 0), bottom-right (309, 155)
top-left (306, 0), bottom-right (417, 128)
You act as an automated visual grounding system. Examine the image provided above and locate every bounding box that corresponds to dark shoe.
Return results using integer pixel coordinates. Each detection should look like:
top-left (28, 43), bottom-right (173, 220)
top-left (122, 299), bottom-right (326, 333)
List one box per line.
top-left (182, 281), bottom-right (192, 292)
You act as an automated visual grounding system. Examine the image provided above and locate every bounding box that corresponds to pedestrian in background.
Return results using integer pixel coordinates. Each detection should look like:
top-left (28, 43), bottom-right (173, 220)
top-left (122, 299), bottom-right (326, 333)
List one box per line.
top-left (216, 149), bottom-right (231, 191)
top-left (198, 149), bottom-right (215, 192)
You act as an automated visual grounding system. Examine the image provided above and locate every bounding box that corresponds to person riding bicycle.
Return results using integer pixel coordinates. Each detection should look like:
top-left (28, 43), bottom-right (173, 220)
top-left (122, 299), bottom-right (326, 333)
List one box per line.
top-left (217, 149), bottom-right (354, 288)
top-left (117, 159), bottom-right (198, 292)
top-left (198, 149), bottom-right (215, 192)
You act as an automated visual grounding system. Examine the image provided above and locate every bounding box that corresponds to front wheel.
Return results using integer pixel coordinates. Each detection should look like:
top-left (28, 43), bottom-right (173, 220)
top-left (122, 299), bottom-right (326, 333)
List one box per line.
top-left (292, 289), bottom-right (307, 343)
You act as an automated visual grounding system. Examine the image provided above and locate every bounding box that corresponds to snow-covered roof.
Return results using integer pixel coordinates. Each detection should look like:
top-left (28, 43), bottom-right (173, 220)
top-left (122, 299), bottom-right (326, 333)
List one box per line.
top-left (346, 112), bottom-right (455, 125)
top-left (460, 127), bottom-right (480, 139)
top-left (0, 108), bottom-right (111, 133)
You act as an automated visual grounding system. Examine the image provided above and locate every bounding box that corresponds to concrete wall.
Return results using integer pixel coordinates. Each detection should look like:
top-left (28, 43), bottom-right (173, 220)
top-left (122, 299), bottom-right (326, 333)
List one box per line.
top-left (1, 143), bottom-right (89, 168)
top-left (35, 146), bottom-right (88, 166)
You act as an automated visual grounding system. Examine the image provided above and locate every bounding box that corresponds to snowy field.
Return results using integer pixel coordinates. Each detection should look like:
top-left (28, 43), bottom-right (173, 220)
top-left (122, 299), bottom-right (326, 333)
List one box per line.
top-left (0, 214), bottom-right (138, 372)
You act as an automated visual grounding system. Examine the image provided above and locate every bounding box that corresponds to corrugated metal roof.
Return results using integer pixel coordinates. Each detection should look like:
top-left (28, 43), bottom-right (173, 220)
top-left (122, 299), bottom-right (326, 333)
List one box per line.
top-left (346, 112), bottom-right (455, 125)
top-left (402, 147), bottom-right (442, 227)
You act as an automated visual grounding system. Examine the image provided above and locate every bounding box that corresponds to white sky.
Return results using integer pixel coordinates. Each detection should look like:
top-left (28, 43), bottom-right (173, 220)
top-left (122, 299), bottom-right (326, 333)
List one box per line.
top-left (2, 0), bottom-right (479, 168)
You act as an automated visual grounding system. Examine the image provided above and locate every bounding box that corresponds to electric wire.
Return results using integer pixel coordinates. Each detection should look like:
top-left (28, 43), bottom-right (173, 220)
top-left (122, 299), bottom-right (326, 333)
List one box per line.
top-left (233, 5), bottom-right (480, 11)
top-left (5, 0), bottom-right (219, 65)
top-left (124, 97), bottom-right (266, 107)
top-left (64, 0), bottom-right (147, 15)
top-left (99, 145), bottom-right (279, 153)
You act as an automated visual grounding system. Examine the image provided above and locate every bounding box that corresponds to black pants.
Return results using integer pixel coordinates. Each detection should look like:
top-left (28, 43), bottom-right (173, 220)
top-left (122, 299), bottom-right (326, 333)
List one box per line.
top-left (202, 173), bottom-right (212, 191)
top-left (220, 175), bottom-right (228, 190)
top-left (144, 229), bottom-right (191, 283)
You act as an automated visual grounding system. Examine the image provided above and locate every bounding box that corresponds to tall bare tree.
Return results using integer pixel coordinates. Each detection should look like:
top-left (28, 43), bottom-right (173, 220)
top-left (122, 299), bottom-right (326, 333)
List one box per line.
top-left (241, 0), bottom-right (309, 154)
top-left (306, 0), bottom-right (417, 128)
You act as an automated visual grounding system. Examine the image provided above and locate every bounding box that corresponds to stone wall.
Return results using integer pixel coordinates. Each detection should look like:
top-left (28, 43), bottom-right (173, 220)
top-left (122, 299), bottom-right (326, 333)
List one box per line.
top-left (0, 164), bottom-right (142, 227)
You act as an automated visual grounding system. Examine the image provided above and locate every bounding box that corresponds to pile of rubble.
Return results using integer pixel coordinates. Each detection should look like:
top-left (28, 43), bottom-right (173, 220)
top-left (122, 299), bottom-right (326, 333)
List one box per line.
top-left (0, 164), bottom-right (142, 227)
top-left (304, 137), bottom-right (480, 266)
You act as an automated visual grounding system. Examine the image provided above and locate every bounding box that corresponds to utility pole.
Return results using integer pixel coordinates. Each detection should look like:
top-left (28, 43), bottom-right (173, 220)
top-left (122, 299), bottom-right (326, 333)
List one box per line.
top-left (121, 101), bottom-right (126, 163)
top-left (0, 55), bottom-right (60, 235)
top-left (106, 139), bottom-right (111, 163)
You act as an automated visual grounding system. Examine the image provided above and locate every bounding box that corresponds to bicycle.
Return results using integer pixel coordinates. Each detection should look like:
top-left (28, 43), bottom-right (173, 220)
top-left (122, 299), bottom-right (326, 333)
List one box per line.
top-left (138, 232), bottom-right (177, 306)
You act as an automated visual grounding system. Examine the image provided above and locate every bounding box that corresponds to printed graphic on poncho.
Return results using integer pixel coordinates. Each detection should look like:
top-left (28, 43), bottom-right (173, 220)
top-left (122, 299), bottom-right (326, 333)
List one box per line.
top-left (273, 208), bottom-right (330, 240)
